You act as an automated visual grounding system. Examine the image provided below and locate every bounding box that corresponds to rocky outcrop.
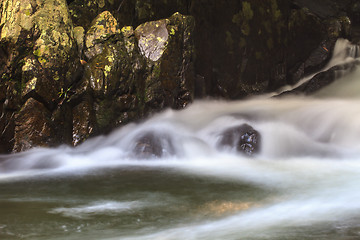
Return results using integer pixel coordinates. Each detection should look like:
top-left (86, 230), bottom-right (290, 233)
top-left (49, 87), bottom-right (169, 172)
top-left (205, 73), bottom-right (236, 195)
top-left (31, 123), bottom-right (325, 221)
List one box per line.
top-left (1, 0), bottom-right (360, 153)
top-left (0, 0), bottom-right (81, 152)
top-left (217, 124), bottom-right (261, 156)
top-left (70, 11), bottom-right (195, 143)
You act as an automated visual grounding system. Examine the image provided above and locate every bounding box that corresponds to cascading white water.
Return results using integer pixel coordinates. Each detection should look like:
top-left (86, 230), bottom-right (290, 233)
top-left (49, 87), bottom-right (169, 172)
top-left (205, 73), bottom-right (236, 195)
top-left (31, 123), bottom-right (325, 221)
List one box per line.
top-left (1, 38), bottom-right (360, 240)
top-left (268, 38), bottom-right (360, 96)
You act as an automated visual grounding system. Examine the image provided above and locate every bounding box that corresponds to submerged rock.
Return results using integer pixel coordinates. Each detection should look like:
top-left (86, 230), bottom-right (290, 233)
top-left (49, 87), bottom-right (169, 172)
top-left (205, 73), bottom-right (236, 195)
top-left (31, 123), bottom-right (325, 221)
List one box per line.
top-left (133, 132), bottom-right (175, 159)
top-left (217, 124), bottom-right (261, 156)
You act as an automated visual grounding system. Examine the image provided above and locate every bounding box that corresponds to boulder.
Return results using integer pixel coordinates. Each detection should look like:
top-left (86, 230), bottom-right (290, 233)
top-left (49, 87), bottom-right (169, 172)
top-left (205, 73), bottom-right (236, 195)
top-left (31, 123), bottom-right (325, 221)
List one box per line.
top-left (135, 12), bottom-right (195, 110)
top-left (84, 11), bottom-right (120, 60)
top-left (132, 132), bottom-right (175, 159)
top-left (13, 98), bottom-right (53, 152)
top-left (217, 124), bottom-right (261, 156)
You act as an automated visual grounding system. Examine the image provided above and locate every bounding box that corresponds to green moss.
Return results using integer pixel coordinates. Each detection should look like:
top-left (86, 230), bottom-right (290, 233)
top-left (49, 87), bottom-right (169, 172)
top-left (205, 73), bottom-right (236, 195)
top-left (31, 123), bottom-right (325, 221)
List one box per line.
top-left (152, 63), bottom-right (161, 79)
top-left (270, 0), bottom-right (282, 21)
top-left (232, 2), bottom-right (253, 36)
top-left (104, 65), bottom-right (112, 77)
top-left (242, 1), bottom-right (254, 21)
top-left (33, 48), bottom-right (42, 57)
top-left (38, 57), bottom-right (47, 65)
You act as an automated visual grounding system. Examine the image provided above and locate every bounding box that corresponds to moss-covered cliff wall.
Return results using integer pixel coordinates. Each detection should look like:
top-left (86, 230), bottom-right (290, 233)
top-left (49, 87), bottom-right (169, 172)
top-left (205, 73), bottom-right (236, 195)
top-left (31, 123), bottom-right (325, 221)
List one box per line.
top-left (0, 0), bottom-right (359, 153)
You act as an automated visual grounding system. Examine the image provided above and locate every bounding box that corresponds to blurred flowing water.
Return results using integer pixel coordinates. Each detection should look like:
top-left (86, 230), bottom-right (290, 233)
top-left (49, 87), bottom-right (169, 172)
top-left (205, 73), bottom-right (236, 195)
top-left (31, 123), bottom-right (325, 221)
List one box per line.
top-left (1, 39), bottom-right (360, 240)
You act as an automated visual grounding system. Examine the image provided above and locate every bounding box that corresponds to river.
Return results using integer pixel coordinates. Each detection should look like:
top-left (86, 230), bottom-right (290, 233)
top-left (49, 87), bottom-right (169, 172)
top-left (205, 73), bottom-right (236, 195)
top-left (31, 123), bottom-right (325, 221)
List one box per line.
top-left (1, 39), bottom-right (360, 240)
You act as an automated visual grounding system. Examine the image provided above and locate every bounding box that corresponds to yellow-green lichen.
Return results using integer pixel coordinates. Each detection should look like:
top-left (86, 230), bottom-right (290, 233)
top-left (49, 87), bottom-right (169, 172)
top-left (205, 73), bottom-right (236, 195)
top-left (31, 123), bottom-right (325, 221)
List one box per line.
top-left (104, 65), bottom-right (111, 77)
top-left (22, 77), bottom-right (37, 95)
top-left (85, 11), bottom-right (119, 49)
top-left (135, 19), bottom-right (169, 61)
top-left (106, 54), bottom-right (114, 63)
top-left (169, 27), bottom-right (176, 35)
top-left (225, 31), bottom-right (234, 52)
top-left (232, 2), bottom-right (254, 36)
top-left (241, 2), bottom-right (254, 21)
top-left (0, 0), bottom-right (33, 42)
top-left (53, 72), bottom-right (59, 81)
top-left (22, 58), bottom-right (35, 72)
top-left (121, 26), bottom-right (134, 38)
top-left (97, 0), bottom-right (105, 8)
top-left (270, 0), bottom-right (282, 21)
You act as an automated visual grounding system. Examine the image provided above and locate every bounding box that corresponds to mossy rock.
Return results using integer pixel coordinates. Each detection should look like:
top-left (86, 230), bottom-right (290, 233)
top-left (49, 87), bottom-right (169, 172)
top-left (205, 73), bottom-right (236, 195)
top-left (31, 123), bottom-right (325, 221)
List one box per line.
top-left (135, 12), bottom-right (195, 109)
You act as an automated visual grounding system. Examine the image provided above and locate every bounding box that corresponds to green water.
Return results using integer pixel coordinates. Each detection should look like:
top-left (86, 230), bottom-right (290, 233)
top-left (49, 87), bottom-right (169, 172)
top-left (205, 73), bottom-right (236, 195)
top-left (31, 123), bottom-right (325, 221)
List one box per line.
top-left (1, 166), bottom-right (360, 240)
top-left (0, 167), bottom-right (272, 240)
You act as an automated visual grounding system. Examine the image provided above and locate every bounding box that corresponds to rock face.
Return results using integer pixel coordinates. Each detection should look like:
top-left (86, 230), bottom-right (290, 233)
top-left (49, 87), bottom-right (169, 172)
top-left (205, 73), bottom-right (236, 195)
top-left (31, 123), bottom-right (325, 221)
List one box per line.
top-left (217, 124), bottom-right (261, 156)
top-left (70, 11), bottom-right (195, 143)
top-left (0, 0), bottom-right (360, 153)
top-left (0, 0), bottom-right (81, 152)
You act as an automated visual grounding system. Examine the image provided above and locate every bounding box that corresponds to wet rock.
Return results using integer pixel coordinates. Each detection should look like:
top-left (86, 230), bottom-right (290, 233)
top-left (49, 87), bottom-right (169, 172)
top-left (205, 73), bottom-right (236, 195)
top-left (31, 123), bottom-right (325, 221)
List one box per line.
top-left (68, 0), bottom-right (190, 32)
top-left (84, 11), bottom-right (120, 60)
top-left (133, 132), bottom-right (175, 159)
top-left (0, 0), bottom-right (81, 152)
top-left (80, 30), bottom-right (142, 135)
top-left (282, 60), bottom-right (360, 96)
top-left (72, 97), bottom-right (97, 146)
top-left (73, 26), bottom-right (85, 55)
top-left (135, 12), bottom-right (195, 109)
top-left (68, 0), bottom-right (132, 31)
top-left (217, 124), bottom-right (261, 156)
top-left (13, 98), bottom-right (53, 152)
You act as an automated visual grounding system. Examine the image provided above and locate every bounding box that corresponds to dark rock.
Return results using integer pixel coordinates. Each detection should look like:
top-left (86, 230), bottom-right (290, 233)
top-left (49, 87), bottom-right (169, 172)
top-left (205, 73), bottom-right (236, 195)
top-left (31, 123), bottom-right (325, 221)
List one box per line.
top-left (134, 12), bottom-right (195, 110)
top-left (68, 0), bottom-right (126, 31)
top-left (190, 0), bottom-right (326, 97)
top-left (84, 11), bottom-right (120, 60)
top-left (13, 98), bottom-right (53, 152)
top-left (72, 97), bottom-right (97, 146)
top-left (217, 124), bottom-right (261, 156)
top-left (133, 132), bottom-right (175, 158)
top-left (68, 0), bottom-right (190, 32)
top-left (282, 60), bottom-right (360, 96)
